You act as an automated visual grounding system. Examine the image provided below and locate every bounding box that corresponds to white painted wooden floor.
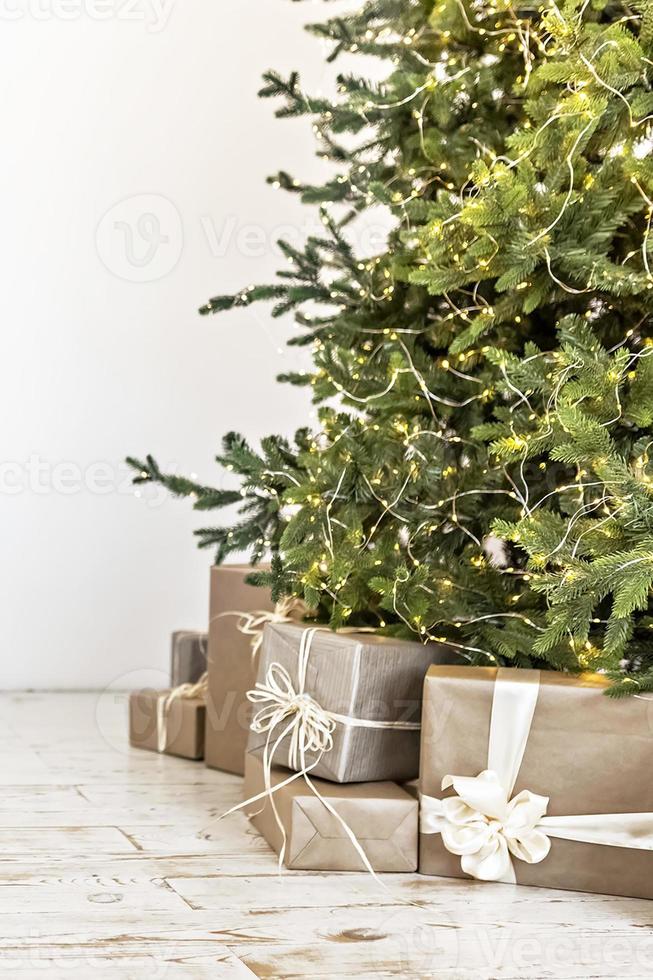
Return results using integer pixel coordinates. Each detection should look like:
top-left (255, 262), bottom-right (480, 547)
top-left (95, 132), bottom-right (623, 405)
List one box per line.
top-left (0, 693), bottom-right (651, 979)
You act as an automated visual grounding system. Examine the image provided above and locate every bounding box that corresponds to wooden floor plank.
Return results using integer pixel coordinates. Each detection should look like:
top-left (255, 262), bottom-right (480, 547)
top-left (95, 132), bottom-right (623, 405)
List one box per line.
top-left (0, 879), bottom-right (190, 915)
top-left (0, 949), bottom-right (258, 979)
top-left (0, 826), bottom-right (139, 856)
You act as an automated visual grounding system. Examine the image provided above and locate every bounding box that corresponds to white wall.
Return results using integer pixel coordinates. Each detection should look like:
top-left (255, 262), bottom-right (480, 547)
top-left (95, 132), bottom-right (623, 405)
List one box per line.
top-left (0, 0), bottom-right (361, 688)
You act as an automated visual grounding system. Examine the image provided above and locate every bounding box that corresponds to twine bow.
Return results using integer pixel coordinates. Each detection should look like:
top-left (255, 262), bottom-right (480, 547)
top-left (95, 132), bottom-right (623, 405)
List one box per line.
top-left (249, 662), bottom-right (336, 769)
top-left (215, 595), bottom-right (309, 658)
top-left (156, 673), bottom-right (208, 754)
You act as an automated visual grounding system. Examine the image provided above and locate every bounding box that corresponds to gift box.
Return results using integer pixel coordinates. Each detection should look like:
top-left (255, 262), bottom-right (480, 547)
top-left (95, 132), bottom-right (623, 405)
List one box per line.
top-left (129, 689), bottom-right (205, 760)
top-left (205, 564), bottom-right (274, 775)
top-left (247, 622), bottom-right (454, 783)
top-left (170, 630), bottom-right (207, 687)
top-left (419, 665), bottom-right (653, 900)
top-left (243, 752), bottom-right (418, 872)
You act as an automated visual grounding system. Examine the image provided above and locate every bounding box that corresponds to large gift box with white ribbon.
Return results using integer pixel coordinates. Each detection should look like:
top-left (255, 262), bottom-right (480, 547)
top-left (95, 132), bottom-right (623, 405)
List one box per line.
top-left (247, 622), bottom-right (453, 783)
top-left (243, 752), bottom-right (418, 872)
top-left (419, 665), bottom-right (653, 899)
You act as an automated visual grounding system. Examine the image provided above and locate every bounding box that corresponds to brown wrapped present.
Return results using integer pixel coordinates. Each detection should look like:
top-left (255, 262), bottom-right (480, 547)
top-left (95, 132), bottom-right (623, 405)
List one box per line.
top-left (129, 689), bottom-right (205, 760)
top-left (243, 752), bottom-right (418, 872)
top-left (170, 630), bottom-right (207, 687)
top-left (205, 564), bottom-right (274, 775)
top-left (419, 665), bottom-right (653, 899)
top-left (247, 622), bottom-right (455, 783)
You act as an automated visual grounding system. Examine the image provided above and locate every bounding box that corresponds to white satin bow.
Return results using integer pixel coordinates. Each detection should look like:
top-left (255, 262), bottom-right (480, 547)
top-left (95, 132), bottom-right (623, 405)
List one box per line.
top-left (422, 769), bottom-right (550, 881)
top-left (420, 669), bottom-right (653, 884)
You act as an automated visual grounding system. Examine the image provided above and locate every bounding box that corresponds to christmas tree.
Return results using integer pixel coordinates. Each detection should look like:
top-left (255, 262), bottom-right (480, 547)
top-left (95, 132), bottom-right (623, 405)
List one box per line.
top-left (130, 0), bottom-right (653, 693)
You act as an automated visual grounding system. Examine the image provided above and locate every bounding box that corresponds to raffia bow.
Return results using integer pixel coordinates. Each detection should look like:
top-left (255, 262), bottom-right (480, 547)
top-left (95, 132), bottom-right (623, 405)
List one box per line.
top-left (156, 673), bottom-right (208, 754)
top-left (420, 669), bottom-right (653, 883)
top-left (248, 661), bottom-right (336, 768)
top-left (215, 595), bottom-right (309, 657)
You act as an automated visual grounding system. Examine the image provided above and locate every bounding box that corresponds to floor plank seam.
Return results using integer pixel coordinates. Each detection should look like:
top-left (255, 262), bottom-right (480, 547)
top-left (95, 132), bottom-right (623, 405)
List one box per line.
top-left (162, 878), bottom-right (201, 912)
top-left (116, 828), bottom-right (146, 852)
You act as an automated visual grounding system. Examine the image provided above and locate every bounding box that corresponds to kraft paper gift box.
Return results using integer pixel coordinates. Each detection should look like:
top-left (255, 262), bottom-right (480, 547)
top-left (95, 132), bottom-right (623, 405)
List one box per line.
top-left (418, 665), bottom-right (653, 900)
top-left (205, 564), bottom-right (274, 775)
top-left (247, 621), bottom-right (454, 783)
top-left (243, 751), bottom-right (418, 872)
top-left (170, 630), bottom-right (207, 687)
top-left (129, 690), bottom-right (205, 760)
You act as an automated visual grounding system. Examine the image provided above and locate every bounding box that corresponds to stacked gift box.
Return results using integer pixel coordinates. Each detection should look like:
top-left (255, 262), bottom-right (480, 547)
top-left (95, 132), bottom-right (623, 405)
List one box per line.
top-left (170, 630), bottom-right (207, 687)
top-left (129, 631), bottom-right (208, 760)
top-left (129, 687), bottom-right (206, 760)
top-left (243, 753), bottom-right (419, 872)
top-left (242, 620), bottom-right (455, 872)
top-left (129, 563), bottom-right (653, 898)
top-left (128, 565), bottom-right (273, 764)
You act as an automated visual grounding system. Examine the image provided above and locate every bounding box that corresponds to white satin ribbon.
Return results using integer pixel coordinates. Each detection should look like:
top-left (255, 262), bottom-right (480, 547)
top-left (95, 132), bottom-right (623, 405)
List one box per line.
top-left (420, 668), bottom-right (653, 883)
top-left (156, 673), bottom-right (208, 754)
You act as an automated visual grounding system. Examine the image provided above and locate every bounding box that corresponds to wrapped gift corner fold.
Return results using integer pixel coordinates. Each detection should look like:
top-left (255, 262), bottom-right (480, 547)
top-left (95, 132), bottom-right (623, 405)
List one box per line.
top-left (418, 665), bottom-right (653, 900)
top-left (129, 688), bottom-right (205, 760)
top-left (247, 621), bottom-right (458, 783)
top-left (243, 752), bottom-right (418, 872)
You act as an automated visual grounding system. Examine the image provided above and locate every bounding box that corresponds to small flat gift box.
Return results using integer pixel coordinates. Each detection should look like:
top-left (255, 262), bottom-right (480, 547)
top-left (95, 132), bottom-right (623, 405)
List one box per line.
top-left (170, 630), bottom-right (207, 687)
top-left (419, 665), bottom-right (653, 900)
top-left (247, 622), bottom-right (454, 783)
top-left (243, 752), bottom-right (418, 872)
top-left (129, 689), bottom-right (205, 760)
